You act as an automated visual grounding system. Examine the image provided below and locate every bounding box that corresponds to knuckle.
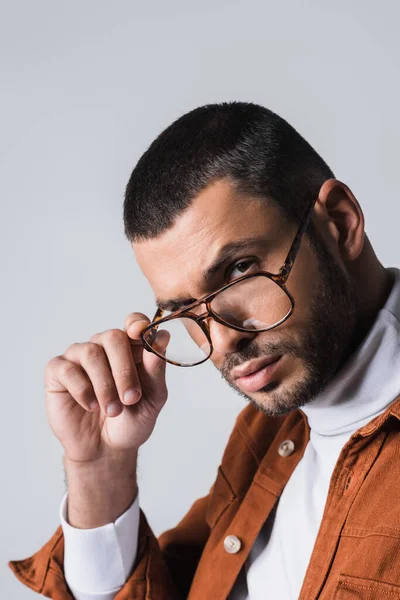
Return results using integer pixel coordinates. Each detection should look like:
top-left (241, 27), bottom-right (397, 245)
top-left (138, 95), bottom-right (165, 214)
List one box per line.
top-left (66, 342), bottom-right (81, 354)
top-left (59, 362), bottom-right (78, 380)
top-left (45, 355), bottom-right (62, 372)
top-left (44, 356), bottom-right (62, 383)
top-left (81, 342), bottom-right (103, 362)
top-left (96, 380), bottom-right (118, 399)
top-left (74, 381), bottom-right (92, 398)
top-left (117, 365), bottom-right (136, 381)
top-left (105, 328), bottom-right (126, 342)
top-left (97, 379), bottom-right (114, 391)
top-left (89, 332), bottom-right (101, 343)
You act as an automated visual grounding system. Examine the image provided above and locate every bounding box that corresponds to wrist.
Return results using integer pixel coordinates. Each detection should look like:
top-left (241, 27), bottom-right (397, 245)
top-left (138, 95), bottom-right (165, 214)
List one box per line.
top-left (64, 452), bottom-right (138, 528)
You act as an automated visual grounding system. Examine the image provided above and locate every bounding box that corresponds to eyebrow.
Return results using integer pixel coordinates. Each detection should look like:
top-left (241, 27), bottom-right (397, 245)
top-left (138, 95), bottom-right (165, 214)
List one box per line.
top-left (155, 236), bottom-right (270, 311)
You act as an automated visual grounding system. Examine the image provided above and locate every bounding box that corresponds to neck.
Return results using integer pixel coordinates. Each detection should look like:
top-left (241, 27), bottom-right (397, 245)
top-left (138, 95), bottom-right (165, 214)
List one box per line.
top-left (301, 265), bottom-right (400, 436)
top-left (340, 246), bottom-right (394, 370)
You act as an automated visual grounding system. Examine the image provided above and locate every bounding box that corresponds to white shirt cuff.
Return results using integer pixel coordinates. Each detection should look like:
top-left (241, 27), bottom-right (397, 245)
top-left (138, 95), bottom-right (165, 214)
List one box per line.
top-left (60, 490), bottom-right (140, 600)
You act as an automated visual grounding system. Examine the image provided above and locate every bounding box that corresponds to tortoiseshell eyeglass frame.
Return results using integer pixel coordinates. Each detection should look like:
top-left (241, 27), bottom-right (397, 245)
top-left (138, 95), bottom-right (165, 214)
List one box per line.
top-left (139, 194), bottom-right (318, 367)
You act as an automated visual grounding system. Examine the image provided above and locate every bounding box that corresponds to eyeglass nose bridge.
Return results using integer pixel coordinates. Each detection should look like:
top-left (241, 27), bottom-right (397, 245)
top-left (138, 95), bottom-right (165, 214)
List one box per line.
top-left (193, 300), bottom-right (217, 324)
top-left (194, 304), bottom-right (234, 332)
top-left (196, 310), bottom-right (211, 322)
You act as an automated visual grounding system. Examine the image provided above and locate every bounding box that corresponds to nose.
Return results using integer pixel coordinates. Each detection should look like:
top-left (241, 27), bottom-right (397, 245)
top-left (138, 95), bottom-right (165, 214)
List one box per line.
top-left (206, 317), bottom-right (256, 356)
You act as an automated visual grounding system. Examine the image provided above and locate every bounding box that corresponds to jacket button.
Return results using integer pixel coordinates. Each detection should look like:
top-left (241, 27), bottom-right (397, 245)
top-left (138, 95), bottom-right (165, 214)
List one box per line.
top-left (224, 535), bottom-right (242, 554)
top-left (278, 439), bottom-right (295, 457)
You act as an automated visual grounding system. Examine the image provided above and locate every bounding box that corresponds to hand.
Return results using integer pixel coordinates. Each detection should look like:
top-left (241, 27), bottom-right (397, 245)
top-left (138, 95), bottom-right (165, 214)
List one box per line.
top-left (44, 313), bottom-right (169, 465)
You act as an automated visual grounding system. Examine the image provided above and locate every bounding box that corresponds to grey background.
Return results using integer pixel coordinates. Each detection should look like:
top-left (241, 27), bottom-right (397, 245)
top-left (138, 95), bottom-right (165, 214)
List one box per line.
top-left (1, 0), bottom-right (399, 596)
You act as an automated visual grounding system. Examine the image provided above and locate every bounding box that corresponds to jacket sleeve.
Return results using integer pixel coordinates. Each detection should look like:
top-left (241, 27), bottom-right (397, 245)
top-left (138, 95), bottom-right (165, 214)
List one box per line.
top-left (8, 488), bottom-right (212, 600)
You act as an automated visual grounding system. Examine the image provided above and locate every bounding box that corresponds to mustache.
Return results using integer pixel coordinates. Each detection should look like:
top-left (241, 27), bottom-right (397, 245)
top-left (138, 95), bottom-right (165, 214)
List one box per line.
top-left (219, 338), bottom-right (300, 380)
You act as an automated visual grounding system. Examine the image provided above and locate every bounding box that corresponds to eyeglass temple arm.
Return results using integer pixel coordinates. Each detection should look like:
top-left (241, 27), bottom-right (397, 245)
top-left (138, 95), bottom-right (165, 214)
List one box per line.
top-left (140, 307), bottom-right (164, 345)
top-left (278, 197), bottom-right (317, 283)
top-left (153, 307), bottom-right (164, 320)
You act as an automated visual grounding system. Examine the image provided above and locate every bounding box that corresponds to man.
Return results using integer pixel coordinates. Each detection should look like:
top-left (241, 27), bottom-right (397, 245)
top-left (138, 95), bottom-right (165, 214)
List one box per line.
top-left (9, 102), bottom-right (400, 599)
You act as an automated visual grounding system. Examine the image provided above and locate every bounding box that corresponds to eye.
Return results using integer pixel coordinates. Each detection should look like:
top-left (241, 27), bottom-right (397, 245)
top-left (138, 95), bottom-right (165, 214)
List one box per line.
top-left (228, 259), bottom-right (258, 281)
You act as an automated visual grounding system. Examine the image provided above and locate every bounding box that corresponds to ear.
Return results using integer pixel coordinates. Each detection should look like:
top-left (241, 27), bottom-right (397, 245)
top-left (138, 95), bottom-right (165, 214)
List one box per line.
top-left (314, 179), bottom-right (365, 263)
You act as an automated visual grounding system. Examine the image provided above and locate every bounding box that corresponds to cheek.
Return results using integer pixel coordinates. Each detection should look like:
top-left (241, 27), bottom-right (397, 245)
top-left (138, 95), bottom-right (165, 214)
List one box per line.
top-left (278, 246), bottom-right (320, 338)
top-left (288, 244), bottom-right (318, 307)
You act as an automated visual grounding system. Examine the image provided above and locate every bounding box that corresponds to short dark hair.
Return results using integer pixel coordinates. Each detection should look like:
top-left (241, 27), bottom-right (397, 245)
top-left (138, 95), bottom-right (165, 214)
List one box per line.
top-left (123, 101), bottom-right (334, 243)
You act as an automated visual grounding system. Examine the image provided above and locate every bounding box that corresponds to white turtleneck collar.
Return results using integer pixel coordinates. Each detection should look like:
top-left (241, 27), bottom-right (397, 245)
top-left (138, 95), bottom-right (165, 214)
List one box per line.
top-left (300, 267), bottom-right (400, 436)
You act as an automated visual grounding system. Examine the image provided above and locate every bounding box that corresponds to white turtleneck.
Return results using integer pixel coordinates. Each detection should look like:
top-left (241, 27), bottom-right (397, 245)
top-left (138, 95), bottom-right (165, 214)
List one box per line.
top-left (61, 267), bottom-right (400, 600)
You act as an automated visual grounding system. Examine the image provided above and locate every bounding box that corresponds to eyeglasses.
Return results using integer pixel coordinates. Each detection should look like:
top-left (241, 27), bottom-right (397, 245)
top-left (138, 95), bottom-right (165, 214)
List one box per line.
top-left (139, 195), bottom-right (318, 367)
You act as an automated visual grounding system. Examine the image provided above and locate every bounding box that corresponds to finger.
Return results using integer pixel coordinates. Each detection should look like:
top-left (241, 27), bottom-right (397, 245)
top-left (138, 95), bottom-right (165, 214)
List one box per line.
top-left (123, 314), bottom-right (152, 363)
top-left (91, 329), bottom-right (143, 407)
top-left (124, 312), bottom-right (151, 331)
top-left (45, 356), bottom-right (100, 413)
top-left (134, 328), bottom-right (170, 405)
top-left (152, 329), bottom-right (171, 353)
top-left (124, 313), bottom-right (151, 341)
top-left (124, 314), bottom-right (169, 408)
top-left (64, 342), bottom-right (122, 417)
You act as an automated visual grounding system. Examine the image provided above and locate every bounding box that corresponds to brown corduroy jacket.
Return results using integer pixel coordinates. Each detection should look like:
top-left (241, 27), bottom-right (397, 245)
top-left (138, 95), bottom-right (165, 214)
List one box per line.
top-left (9, 392), bottom-right (400, 600)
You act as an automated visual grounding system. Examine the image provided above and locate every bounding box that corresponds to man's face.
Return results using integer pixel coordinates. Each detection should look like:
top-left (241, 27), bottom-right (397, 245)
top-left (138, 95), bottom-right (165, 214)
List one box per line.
top-left (133, 178), bottom-right (360, 416)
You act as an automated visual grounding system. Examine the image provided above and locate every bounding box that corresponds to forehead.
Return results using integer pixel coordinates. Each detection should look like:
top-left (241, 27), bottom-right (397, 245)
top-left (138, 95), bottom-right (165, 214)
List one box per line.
top-left (133, 178), bottom-right (282, 304)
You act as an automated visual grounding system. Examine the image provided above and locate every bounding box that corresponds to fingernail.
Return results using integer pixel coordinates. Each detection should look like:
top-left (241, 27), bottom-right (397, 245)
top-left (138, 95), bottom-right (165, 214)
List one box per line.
top-left (89, 400), bottom-right (99, 411)
top-left (106, 401), bottom-right (122, 417)
top-left (124, 389), bottom-right (141, 404)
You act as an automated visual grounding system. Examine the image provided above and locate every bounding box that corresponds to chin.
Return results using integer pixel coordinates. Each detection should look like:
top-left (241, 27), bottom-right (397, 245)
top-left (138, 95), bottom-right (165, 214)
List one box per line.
top-left (247, 369), bottom-right (312, 417)
top-left (251, 386), bottom-right (295, 417)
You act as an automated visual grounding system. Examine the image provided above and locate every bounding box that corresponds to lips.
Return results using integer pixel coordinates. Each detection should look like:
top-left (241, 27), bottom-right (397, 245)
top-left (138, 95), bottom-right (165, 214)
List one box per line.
top-left (233, 356), bottom-right (283, 393)
top-left (232, 355), bottom-right (282, 380)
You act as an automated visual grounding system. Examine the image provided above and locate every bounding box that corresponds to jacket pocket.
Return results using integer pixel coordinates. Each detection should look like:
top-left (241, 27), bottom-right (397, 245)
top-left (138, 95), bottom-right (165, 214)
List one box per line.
top-left (334, 573), bottom-right (400, 599)
top-left (205, 465), bottom-right (236, 529)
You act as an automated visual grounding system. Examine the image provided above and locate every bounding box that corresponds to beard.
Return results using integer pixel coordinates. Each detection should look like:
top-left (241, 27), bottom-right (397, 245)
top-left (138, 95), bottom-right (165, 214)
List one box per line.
top-left (218, 233), bottom-right (361, 417)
